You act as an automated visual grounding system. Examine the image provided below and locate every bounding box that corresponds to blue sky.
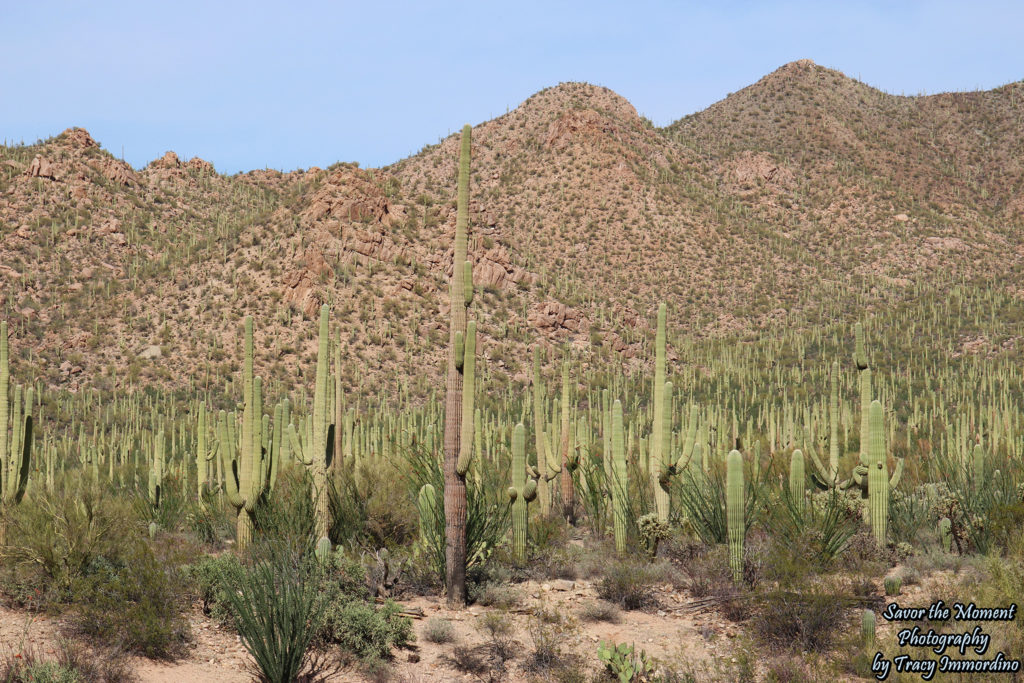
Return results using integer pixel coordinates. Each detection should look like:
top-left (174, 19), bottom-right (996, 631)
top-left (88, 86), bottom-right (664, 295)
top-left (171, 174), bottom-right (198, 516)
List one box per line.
top-left (2, 1), bottom-right (1021, 174)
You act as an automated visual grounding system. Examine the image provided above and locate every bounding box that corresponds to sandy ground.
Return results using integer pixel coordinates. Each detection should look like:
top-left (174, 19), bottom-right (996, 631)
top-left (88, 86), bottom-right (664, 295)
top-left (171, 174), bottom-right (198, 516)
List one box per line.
top-left (0, 576), bottom-right (744, 682)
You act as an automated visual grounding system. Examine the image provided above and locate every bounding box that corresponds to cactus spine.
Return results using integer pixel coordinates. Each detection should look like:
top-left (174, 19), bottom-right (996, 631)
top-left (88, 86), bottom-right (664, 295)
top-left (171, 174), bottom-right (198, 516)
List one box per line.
top-left (726, 449), bottom-right (744, 583)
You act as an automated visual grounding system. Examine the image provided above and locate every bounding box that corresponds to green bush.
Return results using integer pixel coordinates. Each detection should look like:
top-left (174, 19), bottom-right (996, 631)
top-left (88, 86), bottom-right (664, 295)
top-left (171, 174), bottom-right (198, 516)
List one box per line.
top-left (597, 559), bottom-right (657, 610)
top-left (0, 639), bottom-right (132, 683)
top-left (320, 599), bottom-right (413, 661)
top-left (0, 478), bottom-right (139, 603)
top-left (184, 553), bottom-right (246, 625)
top-left (70, 538), bottom-right (190, 659)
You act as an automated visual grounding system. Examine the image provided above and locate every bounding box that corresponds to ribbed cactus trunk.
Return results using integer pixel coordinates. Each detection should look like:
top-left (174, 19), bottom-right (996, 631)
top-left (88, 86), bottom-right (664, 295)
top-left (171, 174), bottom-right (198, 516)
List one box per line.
top-left (828, 361), bottom-right (840, 482)
top-left (652, 303), bottom-right (670, 522)
top-left (0, 321), bottom-right (7, 501)
top-left (726, 449), bottom-right (744, 583)
top-left (0, 321), bottom-right (33, 547)
top-left (611, 400), bottom-right (627, 554)
top-left (867, 400), bottom-right (888, 547)
top-left (855, 323), bottom-right (870, 458)
top-left (559, 350), bottom-right (573, 519)
top-left (789, 449), bottom-right (805, 514)
top-left (533, 347), bottom-right (550, 514)
top-left (238, 317), bottom-right (257, 549)
top-left (443, 124), bottom-right (472, 607)
top-left (508, 424), bottom-right (536, 562)
top-left (311, 306), bottom-right (331, 541)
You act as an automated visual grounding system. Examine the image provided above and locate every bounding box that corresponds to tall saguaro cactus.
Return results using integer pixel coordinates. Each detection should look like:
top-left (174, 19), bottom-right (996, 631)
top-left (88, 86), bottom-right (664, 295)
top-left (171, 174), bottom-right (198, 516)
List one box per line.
top-left (726, 449), bottom-right (744, 583)
top-left (651, 303), bottom-right (671, 522)
top-left (1, 322), bottom-right (34, 526)
top-left (443, 124), bottom-right (475, 606)
top-left (220, 316), bottom-right (265, 550)
top-left (559, 348), bottom-right (574, 518)
top-left (855, 323), bottom-right (871, 458)
top-left (611, 399), bottom-right (627, 554)
top-left (288, 304), bottom-right (335, 542)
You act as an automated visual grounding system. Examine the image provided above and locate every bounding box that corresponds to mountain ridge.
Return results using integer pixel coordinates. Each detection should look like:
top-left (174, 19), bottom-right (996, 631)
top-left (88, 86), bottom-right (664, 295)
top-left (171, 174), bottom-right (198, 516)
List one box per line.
top-left (2, 62), bottom-right (1022, 401)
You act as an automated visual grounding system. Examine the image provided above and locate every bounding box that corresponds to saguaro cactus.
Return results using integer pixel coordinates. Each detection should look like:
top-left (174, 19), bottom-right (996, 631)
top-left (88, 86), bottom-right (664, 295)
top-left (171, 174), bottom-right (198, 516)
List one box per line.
top-left (507, 423), bottom-right (538, 562)
top-left (220, 316), bottom-right (281, 550)
top-left (559, 348), bottom-right (574, 518)
top-left (288, 305), bottom-right (335, 541)
top-left (611, 400), bottom-right (627, 554)
top-left (866, 400), bottom-right (889, 546)
top-left (651, 303), bottom-right (671, 522)
top-left (726, 449), bottom-right (744, 583)
top-left (855, 323), bottom-right (871, 459)
top-left (443, 124), bottom-right (474, 606)
top-left (789, 448), bottom-right (806, 514)
top-left (1, 322), bottom-right (34, 520)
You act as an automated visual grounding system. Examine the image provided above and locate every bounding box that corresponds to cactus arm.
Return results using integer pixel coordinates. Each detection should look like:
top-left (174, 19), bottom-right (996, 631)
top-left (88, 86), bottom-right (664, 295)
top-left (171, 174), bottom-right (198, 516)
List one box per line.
top-left (463, 261), bottom-right (473, 307)
top-left (889, 457), bottom-right (904, 489)
top-left (10, 394), bottom-right (32, 504)
top-left (290, 422), bottom-right (311, 466)
top-left (456, 321), bottom-right (476, 477)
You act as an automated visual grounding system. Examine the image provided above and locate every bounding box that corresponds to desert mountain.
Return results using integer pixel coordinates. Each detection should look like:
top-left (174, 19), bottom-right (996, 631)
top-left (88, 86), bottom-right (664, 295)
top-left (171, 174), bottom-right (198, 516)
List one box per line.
top-left (2, 60), bottom-right (1022, 400)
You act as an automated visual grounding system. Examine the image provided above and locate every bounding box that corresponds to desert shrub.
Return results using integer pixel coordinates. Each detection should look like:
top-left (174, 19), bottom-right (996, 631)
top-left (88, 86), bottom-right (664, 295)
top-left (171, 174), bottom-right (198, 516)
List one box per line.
top-left (251, 465), bottom-right (315, 556)
top-left (527, 603), bottom-right (577, 670)
top-left (471, 582), bottom-right (523, 609)
top-left (0, 639), bottom-right (133, 683)
top-left (765, 486), bottom-right (861, 567)
top-left (184, 500), bottom-right (230, 548)
top-left (596, 558), bottom-right (657, 610)
top-left (748, 583), bottom-right (853, 652)
top-left (70, 536), bottom-right (190, 659)
top-left (0, 478), bottom-right (140, 604)
top-left (329, 459), bottom-right (417, 550)
top-left (927, 446), bottom-right (1023, 554)
top-left (477, 611), bottom-right (517, 672)
top-left (320, 599), bottom-right (412, 661)
top-left (578, 600), bottom-right (621, 623)
top-left (422, 617), bottom-right (455, 644)
top-left (184, 553), bottom-right (246, 625)
top-left (307, 550), bottom-right (414, 661)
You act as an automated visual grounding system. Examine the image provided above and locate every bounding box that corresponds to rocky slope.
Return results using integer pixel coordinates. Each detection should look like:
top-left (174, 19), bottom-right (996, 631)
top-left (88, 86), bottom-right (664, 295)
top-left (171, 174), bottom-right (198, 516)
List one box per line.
top-left (2, 60), bottom-right (1022, 401)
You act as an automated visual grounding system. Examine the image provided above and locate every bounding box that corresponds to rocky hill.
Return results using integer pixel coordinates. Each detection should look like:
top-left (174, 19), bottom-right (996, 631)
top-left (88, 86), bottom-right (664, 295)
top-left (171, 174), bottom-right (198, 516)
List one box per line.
top-left (2, 60), bottom-right (1022, 401)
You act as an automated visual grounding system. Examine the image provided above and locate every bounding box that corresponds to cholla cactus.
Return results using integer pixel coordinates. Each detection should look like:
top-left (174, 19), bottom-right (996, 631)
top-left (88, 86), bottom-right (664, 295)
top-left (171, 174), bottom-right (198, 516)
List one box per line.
top-left (637, 512), bottom-right (670, 558)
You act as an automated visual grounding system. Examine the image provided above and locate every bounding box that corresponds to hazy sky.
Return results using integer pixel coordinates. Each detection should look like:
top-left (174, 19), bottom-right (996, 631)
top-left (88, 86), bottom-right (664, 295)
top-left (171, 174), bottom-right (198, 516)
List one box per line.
top-left (2, 1), bottom-right (1021, 174)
